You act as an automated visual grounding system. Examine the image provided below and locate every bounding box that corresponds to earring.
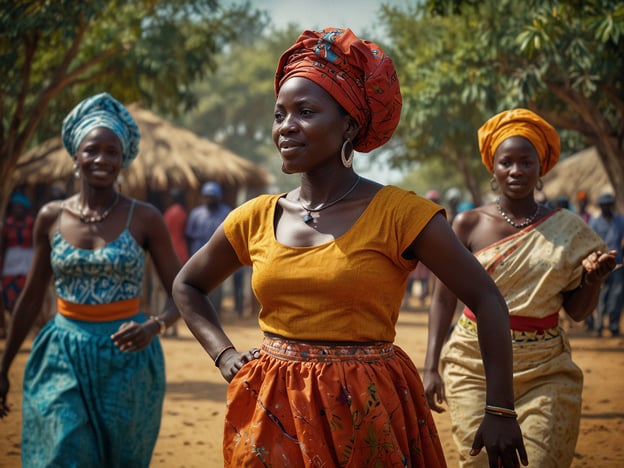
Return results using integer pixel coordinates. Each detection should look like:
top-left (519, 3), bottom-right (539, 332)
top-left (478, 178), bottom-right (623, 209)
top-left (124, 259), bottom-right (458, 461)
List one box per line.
top-left (536, 178), bottom-right (544, 191)
top-left (490, 177), bottom-right (499, 192)
top-left (73, 162), bottom-right (80, 179)
top-left (341, 139), bottom-right (354, 168)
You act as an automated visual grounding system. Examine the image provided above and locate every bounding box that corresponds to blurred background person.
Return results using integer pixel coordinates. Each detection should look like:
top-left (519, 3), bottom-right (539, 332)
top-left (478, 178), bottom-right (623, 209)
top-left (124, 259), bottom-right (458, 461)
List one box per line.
top-left (586, 193), bottom-right (624, 337)
top-left (185, 181), bottom-right (231, 315)
top-left (0, 192), bottom-right (35, 339)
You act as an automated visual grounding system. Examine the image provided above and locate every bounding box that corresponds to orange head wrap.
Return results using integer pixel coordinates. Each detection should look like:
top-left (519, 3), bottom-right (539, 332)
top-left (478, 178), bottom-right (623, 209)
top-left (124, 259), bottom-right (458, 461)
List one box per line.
top-left (478, 108), bottom-right (560, 176)
top-left (275, 28), bottom-right (402, 153)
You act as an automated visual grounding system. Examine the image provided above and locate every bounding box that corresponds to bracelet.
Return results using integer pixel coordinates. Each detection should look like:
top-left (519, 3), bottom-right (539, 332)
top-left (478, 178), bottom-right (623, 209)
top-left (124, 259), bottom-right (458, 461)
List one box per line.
top-left (214, 345), bottom-right (235, 367)
top-left (484, 404), bottom-right (518, 418)
top-left (151, 316), bottom-right (167, 335)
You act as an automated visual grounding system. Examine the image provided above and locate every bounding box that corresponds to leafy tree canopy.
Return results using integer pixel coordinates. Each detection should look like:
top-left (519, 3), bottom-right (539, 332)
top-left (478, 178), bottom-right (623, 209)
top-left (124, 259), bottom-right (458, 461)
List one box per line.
top-left (382, 0), bottom-right (623, 205)
top-left (0, 0), bottom-right (264, 213)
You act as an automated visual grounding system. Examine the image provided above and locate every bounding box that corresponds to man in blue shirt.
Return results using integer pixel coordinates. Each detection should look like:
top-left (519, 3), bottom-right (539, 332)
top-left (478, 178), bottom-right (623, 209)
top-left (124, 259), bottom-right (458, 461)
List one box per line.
top-left (186, 182), bottom-right (231, 314)
top-left (587, 193), bottom-right (624, 337)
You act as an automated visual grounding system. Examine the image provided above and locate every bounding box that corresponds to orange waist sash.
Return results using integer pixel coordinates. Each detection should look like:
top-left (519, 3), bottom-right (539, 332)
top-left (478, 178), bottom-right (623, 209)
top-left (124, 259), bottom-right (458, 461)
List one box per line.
top-left (57, 297), bottom-right (140, 322)
top-left (463, 306), bottom-right (558, 333)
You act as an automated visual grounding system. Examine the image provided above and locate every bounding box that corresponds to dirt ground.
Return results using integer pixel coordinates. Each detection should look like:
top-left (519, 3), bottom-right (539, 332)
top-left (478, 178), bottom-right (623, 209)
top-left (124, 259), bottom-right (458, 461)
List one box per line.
top-left (1, 298), bottom-right (623, 467)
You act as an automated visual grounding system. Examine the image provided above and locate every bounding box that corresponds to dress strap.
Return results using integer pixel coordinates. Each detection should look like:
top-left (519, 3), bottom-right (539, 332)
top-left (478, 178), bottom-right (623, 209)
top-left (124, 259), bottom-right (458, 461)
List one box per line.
top-left (125, 200), bottom-right (136, 229)
top-left (57, 201), bottom-right (66, 230)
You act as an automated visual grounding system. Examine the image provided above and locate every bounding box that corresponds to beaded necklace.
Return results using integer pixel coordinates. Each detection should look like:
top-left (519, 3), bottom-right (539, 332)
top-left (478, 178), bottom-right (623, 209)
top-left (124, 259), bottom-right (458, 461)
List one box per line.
top-left (79, 192), bottom-right (120, 224)
top-left (496, 197), bottom-right (539, 229)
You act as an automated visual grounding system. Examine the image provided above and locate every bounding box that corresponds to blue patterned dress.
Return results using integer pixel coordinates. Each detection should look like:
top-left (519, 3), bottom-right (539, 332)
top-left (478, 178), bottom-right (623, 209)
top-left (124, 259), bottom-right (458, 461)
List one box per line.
top-left (21, 201), bottom-right (166, 468)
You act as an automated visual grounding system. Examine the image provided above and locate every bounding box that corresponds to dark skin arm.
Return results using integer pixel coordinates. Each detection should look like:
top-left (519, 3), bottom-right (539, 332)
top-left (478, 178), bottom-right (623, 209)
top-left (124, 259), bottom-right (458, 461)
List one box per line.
top-left (561, 250), bottom-right (616, 321)
top-left (0, 202), bottom-right (57, 417)
top-left (110, 201), bottom-right (182, 351)
top-left (408, 213), bottom-right (527, 467)
top-left (172, 225), bottom-right (258, 382)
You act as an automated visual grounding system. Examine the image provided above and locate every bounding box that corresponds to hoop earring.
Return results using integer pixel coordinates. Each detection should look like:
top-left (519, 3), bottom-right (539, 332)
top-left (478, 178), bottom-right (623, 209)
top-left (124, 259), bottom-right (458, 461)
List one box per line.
top-left (341, 139), bottom-right (354, 168)
top-left (536, 178), bottom-right (544, 191)
top-left (73, 162), bottom-right (80, 179)
top-left (490, 177), bottom-right (499, 192)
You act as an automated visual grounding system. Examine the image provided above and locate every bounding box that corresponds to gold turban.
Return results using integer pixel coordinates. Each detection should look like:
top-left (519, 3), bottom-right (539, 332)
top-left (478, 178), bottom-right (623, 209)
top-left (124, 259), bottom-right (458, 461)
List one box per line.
top-left (478, 108), bottom-right (560, 176)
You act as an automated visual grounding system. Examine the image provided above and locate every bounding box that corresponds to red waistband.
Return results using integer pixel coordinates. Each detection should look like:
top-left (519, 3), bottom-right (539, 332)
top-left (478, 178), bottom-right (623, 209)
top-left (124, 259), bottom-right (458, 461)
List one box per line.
top-left (463, 307), bottom-right (559, 332)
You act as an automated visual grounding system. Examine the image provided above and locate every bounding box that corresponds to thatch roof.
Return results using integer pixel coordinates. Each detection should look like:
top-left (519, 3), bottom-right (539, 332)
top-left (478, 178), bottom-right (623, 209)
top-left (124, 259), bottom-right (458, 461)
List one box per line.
top-left (542, 146), bottom-right (613, 206)
top-left (13, 104), bottom-right (271, 202)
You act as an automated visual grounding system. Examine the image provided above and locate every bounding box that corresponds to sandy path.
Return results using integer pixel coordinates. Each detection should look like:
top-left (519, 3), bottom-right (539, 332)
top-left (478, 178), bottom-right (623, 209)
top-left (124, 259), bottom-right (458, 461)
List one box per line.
top-left (1, 303), bottom-right (623, 467)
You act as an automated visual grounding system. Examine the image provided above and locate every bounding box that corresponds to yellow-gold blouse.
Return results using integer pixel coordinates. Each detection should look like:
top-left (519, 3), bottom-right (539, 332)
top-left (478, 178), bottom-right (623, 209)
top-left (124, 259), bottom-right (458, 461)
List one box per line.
top-left (223, 186), bottom-right (443, 342)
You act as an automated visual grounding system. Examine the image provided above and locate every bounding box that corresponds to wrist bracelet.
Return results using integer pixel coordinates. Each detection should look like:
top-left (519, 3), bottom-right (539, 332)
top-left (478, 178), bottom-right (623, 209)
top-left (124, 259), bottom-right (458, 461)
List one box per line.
top-left (484, 404), bottom-right (517, 418)
top-left (214, 345), bottom-right (235, 367)
top-left (151, 316), bottom-right (167, 335)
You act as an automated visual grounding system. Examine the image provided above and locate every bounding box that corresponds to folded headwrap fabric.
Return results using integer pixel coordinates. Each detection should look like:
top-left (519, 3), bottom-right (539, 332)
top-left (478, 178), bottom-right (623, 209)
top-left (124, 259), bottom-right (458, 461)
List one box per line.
top-left (478, 108), bottom-right (560, 176)
top-left (275, 28), bottom-right (402, 153)
top-left (61, 93), bottom-right (140, 168)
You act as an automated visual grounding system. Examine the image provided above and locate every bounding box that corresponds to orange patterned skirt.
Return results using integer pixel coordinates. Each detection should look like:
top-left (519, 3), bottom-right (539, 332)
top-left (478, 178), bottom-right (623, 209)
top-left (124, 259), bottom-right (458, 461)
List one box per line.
top-left (223, 335), bottom-right (446, 467)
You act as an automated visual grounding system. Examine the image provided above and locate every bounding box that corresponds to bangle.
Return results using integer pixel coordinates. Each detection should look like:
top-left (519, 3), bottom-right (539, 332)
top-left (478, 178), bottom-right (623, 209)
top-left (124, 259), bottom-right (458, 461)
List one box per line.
top-left (214, 345), bottom-right (235, 367)
top-left (151, 316), bottom-right (167, 335)
top-left (484, 404), bottom-right (518, 418)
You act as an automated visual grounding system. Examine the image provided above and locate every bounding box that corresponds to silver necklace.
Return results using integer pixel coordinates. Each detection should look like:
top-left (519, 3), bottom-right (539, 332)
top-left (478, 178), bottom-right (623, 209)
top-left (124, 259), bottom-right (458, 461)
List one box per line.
top-left (79, 193), bottom-right (120, 224)
top-left (497, 197), bottom-right (539, 228)
top-left (298, 176), bottom-right (361, 224)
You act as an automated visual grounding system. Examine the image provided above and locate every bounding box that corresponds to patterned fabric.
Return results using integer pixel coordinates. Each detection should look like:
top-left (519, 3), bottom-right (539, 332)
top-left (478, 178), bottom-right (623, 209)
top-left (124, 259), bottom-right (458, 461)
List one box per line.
top-left (478, 108), bottom-right (560, 175)
top-left (61, 92), bottom-right (140, 168)
top-left (2, 275), bottom-right (27, 312)
top-left (276, 28), bottom-right (402, 153)
top-left (1, 214), bottom-right (34, 311)
top-left (440, 209), bottom-right (606, 467)
top-left (471, 209), bottom-right (606, 319)
top-left (21, 201), bottom-right (164, 467)
top-left (224, 186), bottom-right (443, 342)
top-left (221, 186), bottom-right (446, 466)
top-left (224, 335), bottom-right (446, 467)
top-left (22, 314), bottom-right (165, 468)
top-left (51, 203), bottom-right (144, 304)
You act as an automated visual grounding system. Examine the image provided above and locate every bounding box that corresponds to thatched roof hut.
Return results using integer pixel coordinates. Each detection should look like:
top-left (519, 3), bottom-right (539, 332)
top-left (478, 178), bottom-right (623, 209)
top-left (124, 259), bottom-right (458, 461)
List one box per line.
top-left (12, 104), bottom-right (271, 210)
top-left (542, 147), bottom-right (613, 212)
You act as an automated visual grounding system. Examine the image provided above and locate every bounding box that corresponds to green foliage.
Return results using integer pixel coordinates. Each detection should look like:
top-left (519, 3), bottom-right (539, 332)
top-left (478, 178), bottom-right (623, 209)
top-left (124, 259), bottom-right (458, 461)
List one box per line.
top-left (0, 0), bottom-right (263, 148)
top-left (386, 0), bottom-right (624, 203)
top-left (173, 23), bottom-right (302, 191)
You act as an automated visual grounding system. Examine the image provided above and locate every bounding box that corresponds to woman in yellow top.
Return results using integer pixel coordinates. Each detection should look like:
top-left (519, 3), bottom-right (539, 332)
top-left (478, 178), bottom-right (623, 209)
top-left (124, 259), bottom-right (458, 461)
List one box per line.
top-left (174, 28), bottom-right (526, 467)
top-left (424, 108), bottom-right (616, 467)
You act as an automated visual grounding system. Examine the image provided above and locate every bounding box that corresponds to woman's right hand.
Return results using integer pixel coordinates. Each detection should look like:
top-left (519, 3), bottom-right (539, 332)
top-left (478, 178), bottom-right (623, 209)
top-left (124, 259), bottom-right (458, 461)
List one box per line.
top-left (423, 368), bottom-right (446, 413)
top-left (217, 348), bottom-right (262, 383)
top-left (0, 371), bottom-right (10, 418)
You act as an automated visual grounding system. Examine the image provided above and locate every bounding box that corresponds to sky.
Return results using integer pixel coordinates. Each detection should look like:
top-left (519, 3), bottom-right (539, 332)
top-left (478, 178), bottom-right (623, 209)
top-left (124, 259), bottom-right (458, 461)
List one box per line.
top-left (229, 0), bottom-right (411, 183)
top-left (255, 0), bottom-right (401, 36)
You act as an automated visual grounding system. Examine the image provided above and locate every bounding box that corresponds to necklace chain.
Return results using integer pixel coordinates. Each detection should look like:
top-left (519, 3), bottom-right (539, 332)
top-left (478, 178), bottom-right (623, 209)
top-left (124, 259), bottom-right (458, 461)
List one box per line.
top-left (497, 197), bottom-right (539, 229)
top-left (79, 193), bottom-right (120, 224)
top-left (298, 176), bottom-right (361, 224)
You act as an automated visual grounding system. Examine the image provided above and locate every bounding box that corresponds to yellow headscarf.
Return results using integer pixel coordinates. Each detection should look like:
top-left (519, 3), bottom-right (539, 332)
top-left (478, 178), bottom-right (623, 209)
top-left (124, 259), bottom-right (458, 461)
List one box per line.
top-left (478, 108), bottom-right (560, 176)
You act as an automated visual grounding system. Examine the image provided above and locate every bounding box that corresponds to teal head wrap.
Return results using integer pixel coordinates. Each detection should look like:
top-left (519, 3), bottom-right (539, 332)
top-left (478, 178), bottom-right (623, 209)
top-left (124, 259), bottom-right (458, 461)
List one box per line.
top-left (61, 93), bottom-right (140, 168)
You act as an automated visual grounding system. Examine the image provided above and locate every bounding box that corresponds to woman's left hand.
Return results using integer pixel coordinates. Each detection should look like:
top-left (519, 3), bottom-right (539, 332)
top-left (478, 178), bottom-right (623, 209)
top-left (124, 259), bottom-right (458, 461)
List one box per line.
top-left (111, 321), bottom-right (157, 352)
top-left (470, 414), bottom-right (528, 467)
top-left (582, 250), bottom-right (617, 285)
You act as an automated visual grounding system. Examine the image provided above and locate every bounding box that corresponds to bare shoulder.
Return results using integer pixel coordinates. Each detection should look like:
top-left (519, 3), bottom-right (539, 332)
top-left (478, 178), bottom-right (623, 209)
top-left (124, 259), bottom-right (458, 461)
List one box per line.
top-left (130, 198), bottom-right (164, 222)
top-left (452, 204), bottom-right (497, 249)
top-left (452, 205), bottom-right (490, 232)
top-left (36, 199), bottom-right (65, 229)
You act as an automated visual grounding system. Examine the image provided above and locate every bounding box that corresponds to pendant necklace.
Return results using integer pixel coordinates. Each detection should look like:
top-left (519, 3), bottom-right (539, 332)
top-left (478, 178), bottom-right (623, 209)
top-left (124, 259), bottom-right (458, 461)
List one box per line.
top-left (496, 197), bottom-right (539, 229)
top-left (79, 192), bottom-right (120, 224)
top-left (298, 176), bottom-right (361, 224)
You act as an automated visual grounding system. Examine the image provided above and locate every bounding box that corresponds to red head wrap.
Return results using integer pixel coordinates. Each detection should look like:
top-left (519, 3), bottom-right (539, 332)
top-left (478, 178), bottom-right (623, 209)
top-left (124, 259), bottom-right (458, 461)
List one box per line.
top-left (275, 28), bottom-right (402, 153)
top-left (478, 108), bottom-right (560, 176)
